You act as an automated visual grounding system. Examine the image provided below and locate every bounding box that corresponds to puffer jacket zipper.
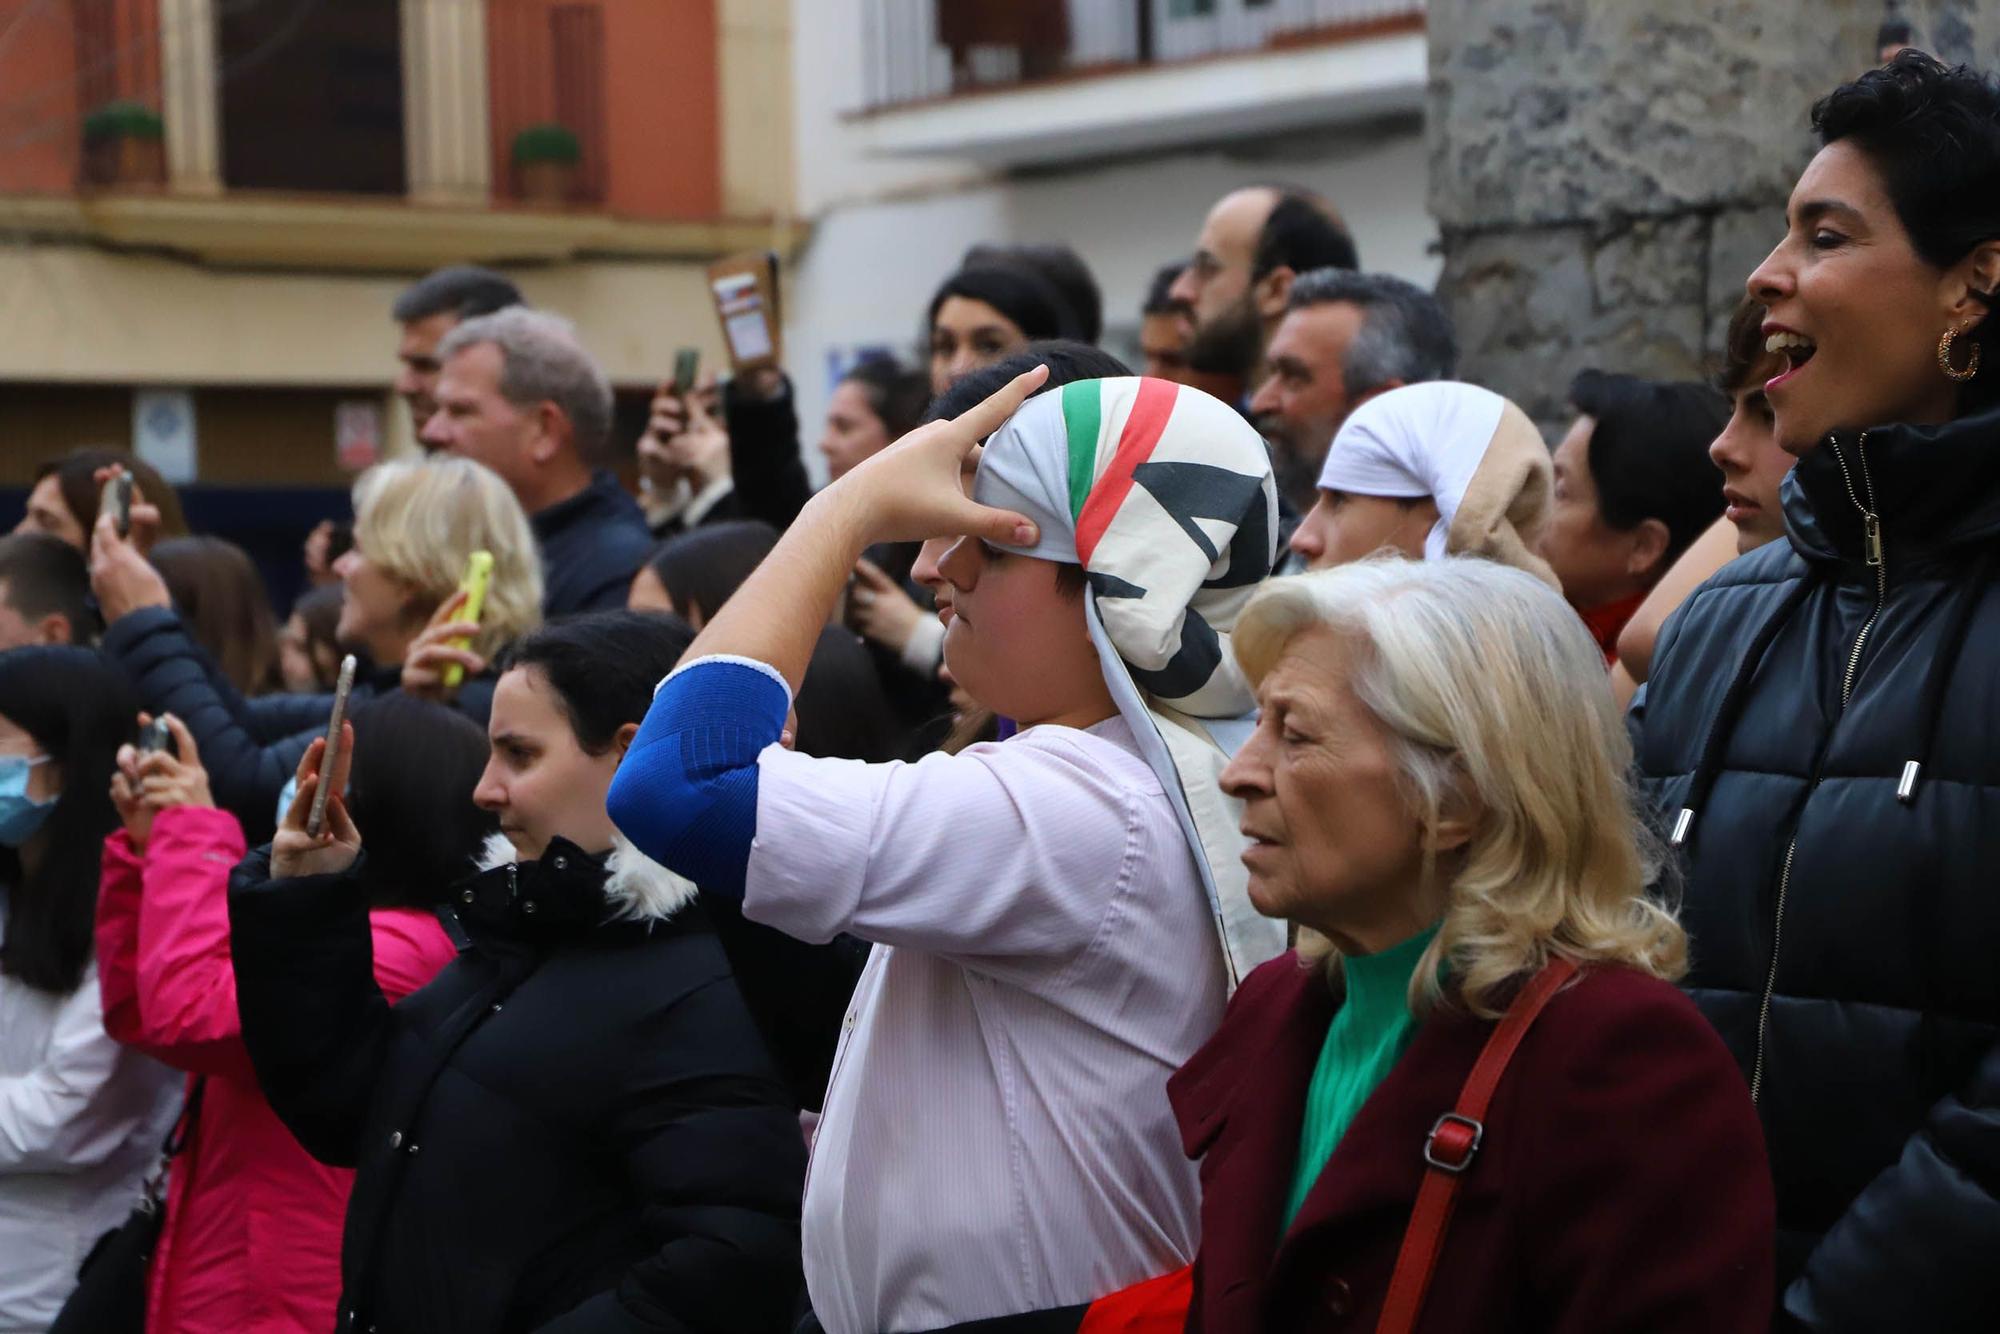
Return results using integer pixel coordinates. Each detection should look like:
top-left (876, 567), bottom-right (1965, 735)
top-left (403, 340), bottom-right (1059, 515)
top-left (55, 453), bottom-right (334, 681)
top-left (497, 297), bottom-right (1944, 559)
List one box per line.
top-left (1750, 432), bottom-right (1888, 1104)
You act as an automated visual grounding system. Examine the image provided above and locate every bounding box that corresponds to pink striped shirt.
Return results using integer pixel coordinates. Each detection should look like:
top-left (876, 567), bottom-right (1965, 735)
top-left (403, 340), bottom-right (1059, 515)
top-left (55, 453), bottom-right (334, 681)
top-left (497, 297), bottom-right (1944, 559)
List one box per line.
top-left (745, 716), bottom-right (1227, 1333)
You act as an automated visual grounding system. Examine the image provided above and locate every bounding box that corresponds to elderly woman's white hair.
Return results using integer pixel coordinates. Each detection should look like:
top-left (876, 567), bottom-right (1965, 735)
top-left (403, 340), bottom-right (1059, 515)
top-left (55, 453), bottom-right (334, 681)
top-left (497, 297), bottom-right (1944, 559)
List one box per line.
top-left (352, 457), bottom-right (543, 659)
top-left (1234, 556), bottom-right (1684, 1017)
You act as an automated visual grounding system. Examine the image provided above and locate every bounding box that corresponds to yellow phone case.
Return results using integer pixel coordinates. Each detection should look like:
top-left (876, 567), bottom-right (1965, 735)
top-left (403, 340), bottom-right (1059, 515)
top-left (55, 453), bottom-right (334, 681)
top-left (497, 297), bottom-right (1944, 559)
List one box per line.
top-left (442, 550), bottom-right (494, 689)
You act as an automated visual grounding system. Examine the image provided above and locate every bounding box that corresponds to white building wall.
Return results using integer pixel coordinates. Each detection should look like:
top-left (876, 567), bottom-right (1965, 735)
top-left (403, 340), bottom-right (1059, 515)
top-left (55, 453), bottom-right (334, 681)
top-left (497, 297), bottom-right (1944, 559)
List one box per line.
top-left (783, 0), bottom-right (1436, 463)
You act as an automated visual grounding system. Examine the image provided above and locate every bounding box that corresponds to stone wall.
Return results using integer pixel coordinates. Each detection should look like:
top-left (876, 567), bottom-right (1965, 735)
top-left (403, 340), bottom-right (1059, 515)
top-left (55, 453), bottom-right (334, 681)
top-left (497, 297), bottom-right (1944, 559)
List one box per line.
top-left (1428, 0), bottom-right (2000, 428)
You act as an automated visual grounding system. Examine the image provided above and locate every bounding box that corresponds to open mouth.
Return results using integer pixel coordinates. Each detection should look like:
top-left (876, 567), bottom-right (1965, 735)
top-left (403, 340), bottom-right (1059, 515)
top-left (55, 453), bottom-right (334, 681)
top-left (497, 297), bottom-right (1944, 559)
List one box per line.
top-left (1765, 330), bottom-right (1818, 385)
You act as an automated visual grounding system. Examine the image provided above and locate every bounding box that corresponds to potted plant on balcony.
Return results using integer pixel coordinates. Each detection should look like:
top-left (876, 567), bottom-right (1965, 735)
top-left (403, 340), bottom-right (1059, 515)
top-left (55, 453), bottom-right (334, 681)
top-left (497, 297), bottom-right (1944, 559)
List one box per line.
top-left (512, 123), bottom-right (582, 206)
top-left (80, 100), bottom-right (166, 189)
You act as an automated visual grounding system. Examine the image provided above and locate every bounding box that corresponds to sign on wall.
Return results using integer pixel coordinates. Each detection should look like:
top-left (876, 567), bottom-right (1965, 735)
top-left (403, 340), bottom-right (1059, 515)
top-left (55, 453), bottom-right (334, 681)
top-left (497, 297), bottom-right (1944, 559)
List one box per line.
top-left (132, 389), bottom-right (198, 484)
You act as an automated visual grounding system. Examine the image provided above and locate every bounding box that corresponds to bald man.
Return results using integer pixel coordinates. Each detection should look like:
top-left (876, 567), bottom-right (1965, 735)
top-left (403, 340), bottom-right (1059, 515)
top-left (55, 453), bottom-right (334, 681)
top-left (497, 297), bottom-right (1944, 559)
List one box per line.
top-left (1168, 185), bottom-right (1358, 395)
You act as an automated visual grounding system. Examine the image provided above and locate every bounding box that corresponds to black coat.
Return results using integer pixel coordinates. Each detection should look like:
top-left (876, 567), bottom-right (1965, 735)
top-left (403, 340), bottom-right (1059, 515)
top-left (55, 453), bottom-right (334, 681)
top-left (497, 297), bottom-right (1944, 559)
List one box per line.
top-left (102, 606), bottom-right (495, 843)
top-left (228, 838), bottom-right (806, 1334)
top-left (1633, 410), bottom-right (2000, 1332)
top-left (534, 471), bottom-right (656, 618)
top-left (722, 374), bottom-right (812, 533)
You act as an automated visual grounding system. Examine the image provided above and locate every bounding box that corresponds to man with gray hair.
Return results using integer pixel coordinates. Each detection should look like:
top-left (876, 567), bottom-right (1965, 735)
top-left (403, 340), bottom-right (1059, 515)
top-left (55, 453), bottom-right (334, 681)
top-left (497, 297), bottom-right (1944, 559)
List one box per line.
top-left (391, 264), bottom-right (523, 433)
top-left (1248, 269), bottom-right (1458, 513)
top-left (423, 307), bottom-right (653, 617)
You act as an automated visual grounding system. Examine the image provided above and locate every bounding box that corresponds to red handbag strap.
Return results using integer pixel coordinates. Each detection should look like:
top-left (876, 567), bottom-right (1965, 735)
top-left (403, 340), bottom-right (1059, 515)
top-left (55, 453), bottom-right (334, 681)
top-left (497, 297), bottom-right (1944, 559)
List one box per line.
top-left (1375, 956), bottom-right (1580, 1334)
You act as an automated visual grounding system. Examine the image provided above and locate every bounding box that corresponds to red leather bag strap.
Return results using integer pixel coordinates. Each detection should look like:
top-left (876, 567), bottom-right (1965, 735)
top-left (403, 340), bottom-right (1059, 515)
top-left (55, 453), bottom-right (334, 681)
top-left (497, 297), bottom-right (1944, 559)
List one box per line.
top-left (1375, 956), bottom-right (1580, 1334)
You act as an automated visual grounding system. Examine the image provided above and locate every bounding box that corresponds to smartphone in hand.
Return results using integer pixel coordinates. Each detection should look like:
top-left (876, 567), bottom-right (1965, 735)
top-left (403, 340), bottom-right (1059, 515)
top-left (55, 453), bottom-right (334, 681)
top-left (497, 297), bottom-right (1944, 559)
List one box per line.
top-left (136, 717), bottom-right (174, 757)
top-left (672, 347), bottom-right (701, 396)
top-left (99, 473), bottom-right (134, 539)
top-left (307, 655), bottom-right (358, 838)
top-left (441, 551), bottom-right (494, 690)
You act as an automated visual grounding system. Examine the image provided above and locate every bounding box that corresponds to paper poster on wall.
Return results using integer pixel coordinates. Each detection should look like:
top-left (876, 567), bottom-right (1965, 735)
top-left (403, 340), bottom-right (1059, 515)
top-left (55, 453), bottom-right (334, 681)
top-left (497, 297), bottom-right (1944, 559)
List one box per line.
top-left (336, 400), bottom-right (383, 472)
top-left (132, 389), bottom-right (197, 484)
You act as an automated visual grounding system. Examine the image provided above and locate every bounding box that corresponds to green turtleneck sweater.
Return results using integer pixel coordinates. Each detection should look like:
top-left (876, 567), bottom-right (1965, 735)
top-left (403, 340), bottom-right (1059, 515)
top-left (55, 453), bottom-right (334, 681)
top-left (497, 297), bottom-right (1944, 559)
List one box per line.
top-left (1281, 924), bottom-right (1439, 1230)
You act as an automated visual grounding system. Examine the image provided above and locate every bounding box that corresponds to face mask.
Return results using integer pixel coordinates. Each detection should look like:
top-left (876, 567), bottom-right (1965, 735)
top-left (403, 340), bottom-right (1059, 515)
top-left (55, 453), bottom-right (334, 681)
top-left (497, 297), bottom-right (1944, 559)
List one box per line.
top-left (0, 754), bottom-right (55, 847)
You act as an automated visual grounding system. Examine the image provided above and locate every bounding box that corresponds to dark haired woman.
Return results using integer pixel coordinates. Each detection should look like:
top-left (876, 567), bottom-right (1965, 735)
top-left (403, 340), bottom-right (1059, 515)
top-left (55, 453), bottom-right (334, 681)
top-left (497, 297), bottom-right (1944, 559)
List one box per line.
top-left (1537, 369), bottom-right (1730, 660)
top-left (16, 448), bottom-right (189, 557)
top-left (927, 260), bottom-right (1084, 395)
top-left (229, 611), bottom-right (804, 1334)
top-left (0, 647), bottom-right (179, 1329)
top-left (628, 520), bottom-right (780, 628)
top-left (1611, 296), bottom-right (1792, 705)
top-left (278, 584), bottom-right (345, 694)
top-left (819, 357), bottom-right (932, 484)
top-left (1635, 51), bottom-right (2000, 1330)
top-left (95, 698), bottom-right (468, 1334)
top-left (150, 535), bottom-right (285, 696)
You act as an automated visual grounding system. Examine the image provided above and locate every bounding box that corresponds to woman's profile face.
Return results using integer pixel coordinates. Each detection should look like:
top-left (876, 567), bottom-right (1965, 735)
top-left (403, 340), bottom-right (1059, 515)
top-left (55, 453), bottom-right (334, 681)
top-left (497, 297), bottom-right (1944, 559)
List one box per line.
top-left (930, 297), bottom-right (1029, 396)
top-left (1748, 140), bottom-right (1970, 454)
top-left (1709, 374), bottom-right (1793, 555)
top-left (332, 540), bottom-right (422, 660)
top-left (277, 613), bottom-right (324, 693)
top-left (1220, 626), bottom-right (1438, 945)
top-left (472, 667), bottom-right (624, 861)
top-left (819, 380), bottom-right (893, 481)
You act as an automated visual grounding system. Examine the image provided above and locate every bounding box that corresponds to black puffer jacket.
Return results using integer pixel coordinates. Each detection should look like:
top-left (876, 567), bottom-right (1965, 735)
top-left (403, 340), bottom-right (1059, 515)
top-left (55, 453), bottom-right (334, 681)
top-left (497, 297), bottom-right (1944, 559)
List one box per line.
top-left (228, 836), bottom-right (806, 1334)
top-left (103, 606), bottom-right (494, 843)
top-left (1634, 411), bottom-right (2000, 1332)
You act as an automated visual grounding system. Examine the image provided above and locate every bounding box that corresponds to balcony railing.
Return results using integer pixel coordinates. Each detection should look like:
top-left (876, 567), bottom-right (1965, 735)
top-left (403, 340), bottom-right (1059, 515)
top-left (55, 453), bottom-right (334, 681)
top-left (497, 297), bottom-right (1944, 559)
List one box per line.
top-left (859, 0), bottom-right (1427, 112)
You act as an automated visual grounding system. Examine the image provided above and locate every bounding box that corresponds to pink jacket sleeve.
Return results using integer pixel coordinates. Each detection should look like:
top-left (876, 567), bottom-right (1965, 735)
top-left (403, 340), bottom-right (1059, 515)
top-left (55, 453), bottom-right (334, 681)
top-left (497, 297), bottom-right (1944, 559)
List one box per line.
top-left (130, 806), bottom-right (257, 1079)
top-left (105, 807), bottom-right (456, 1079)
top-left (94, 832), bottom-right (148, 1048)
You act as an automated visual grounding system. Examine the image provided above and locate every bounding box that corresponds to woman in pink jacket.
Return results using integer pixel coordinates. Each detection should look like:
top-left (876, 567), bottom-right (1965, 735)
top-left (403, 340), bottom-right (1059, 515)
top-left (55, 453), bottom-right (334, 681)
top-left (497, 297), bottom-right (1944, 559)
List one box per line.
top-left (94, 695), bottom-right (491, 1333)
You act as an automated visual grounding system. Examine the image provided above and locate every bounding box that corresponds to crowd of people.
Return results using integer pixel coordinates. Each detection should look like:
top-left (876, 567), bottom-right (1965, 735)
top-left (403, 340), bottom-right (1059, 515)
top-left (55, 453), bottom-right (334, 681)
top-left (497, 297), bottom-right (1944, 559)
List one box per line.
top-left (0, 48), bottom-right (1996, 1334)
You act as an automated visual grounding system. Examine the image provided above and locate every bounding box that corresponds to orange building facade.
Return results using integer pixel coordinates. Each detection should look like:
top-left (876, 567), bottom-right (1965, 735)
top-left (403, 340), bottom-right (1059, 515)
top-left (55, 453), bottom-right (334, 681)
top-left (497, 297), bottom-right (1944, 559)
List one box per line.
top-left (0, 0), bottom-right (796, 489)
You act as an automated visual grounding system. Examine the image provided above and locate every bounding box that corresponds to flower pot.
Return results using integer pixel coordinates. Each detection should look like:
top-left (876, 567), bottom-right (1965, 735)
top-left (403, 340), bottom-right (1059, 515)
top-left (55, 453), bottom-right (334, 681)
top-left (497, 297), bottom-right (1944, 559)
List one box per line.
top-left (517, 159), bottom-right (576, 206)
top-left (82, 134), bottom-right (166, 190)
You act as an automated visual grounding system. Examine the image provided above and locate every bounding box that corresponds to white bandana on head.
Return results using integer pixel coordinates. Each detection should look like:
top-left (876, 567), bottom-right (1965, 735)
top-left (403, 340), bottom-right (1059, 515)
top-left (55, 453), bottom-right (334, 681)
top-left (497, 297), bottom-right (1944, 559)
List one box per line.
top-left (1317, 381), bottom-right (1560, 585)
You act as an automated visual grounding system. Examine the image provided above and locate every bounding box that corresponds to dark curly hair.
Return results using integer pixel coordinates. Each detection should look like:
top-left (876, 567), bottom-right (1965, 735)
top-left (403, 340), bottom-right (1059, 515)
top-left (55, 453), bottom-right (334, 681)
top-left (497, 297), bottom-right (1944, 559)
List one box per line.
top-left (1813, 50), bottom-right (2000, 409)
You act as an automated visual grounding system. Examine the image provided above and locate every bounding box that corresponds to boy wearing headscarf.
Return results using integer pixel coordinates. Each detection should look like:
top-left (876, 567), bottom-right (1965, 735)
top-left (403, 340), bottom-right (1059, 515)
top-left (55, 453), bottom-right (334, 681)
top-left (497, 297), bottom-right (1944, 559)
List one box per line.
top-left (1287, 380), bottom-right (1560, 586)
top-left (609, 371), bottom-right (1283, 1333)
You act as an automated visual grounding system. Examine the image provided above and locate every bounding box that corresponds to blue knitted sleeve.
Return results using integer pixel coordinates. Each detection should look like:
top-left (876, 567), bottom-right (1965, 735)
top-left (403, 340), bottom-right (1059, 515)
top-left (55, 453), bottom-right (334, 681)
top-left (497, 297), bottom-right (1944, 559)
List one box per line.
top-left (607, 657), bottom-right (792, 902)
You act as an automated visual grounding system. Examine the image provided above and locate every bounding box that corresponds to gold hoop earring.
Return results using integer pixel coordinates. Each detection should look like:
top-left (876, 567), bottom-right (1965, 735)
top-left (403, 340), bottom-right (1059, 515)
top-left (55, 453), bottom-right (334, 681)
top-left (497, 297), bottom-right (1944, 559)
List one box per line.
top-left (1939, 327), bottom-right (1982, 382)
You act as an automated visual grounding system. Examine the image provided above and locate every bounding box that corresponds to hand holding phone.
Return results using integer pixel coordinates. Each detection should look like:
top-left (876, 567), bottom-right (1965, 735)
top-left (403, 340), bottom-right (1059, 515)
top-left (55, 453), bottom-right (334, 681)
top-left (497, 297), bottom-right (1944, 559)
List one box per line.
top-left (441, 551), bottom-right (494, 690)
top-left (306, 655), bottom-right (358, 838)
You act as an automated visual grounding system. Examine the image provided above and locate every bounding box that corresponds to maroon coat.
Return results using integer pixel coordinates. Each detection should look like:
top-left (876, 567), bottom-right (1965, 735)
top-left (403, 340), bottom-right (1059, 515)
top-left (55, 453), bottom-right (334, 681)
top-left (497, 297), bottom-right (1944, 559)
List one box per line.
top-left (1168, 953), bottom-right (1774, 1333)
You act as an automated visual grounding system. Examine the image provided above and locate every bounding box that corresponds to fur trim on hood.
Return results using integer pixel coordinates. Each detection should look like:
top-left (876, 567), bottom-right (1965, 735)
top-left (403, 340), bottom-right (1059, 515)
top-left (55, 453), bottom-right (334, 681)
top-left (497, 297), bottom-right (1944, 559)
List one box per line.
top-left (477, 832), bottom-right (699, 924)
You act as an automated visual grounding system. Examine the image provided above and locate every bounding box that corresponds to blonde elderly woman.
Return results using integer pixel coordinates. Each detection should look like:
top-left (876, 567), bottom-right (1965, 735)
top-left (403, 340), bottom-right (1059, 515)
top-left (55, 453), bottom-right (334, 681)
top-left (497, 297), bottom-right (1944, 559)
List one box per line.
top-left (1171, 558), bottom-right (1773, 1334)
top-left (89, 456), bottom-right (542, 841)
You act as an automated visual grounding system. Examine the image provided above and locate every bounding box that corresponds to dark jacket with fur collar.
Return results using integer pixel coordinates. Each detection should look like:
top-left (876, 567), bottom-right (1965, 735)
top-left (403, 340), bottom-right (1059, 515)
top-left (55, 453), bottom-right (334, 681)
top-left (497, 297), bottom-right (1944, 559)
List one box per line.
top-left (228, 835), bottom-right (805, 1334)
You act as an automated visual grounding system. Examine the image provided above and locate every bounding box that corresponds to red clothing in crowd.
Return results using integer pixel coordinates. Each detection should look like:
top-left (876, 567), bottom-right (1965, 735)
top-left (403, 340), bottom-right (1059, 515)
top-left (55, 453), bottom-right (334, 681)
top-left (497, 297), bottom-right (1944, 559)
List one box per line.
top-left (1577, 589), bottom-right (1648, 665)
top-left (95, 806), bottom-right (456, 1334)
top-left (1168, 952), bottom-right (1775, 1333)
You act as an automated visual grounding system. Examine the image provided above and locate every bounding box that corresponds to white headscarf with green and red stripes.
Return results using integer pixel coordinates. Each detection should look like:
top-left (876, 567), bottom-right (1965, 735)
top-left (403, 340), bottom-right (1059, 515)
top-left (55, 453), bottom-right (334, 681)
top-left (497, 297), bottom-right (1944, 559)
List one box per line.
top-left (976, 376), bottom-right (1286, 987)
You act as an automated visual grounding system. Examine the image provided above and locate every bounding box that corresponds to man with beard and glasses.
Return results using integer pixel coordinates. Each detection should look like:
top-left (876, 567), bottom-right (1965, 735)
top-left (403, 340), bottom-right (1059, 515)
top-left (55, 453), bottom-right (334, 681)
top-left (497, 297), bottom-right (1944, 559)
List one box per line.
top-left (1169, 186), bottom-right (1358, 407)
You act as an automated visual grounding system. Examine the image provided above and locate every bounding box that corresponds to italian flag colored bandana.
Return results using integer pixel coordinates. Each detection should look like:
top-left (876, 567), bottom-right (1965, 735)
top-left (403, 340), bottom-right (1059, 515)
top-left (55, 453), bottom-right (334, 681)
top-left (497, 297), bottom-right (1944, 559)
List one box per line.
top-left (977, 377), bottom-right (1286, 986)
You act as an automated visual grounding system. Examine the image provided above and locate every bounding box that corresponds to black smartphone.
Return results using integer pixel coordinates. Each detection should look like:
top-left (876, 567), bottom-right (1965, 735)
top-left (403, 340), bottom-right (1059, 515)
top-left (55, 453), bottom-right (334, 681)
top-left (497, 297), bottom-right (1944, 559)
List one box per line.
top-left (136, 718), bottom-right (174, 757)
top-left (306, 655), bottom-right (358, 838)
top-left (672, 347), bottom-right (701, 395)
top-left (100, 473), bottom-right (134, 539)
